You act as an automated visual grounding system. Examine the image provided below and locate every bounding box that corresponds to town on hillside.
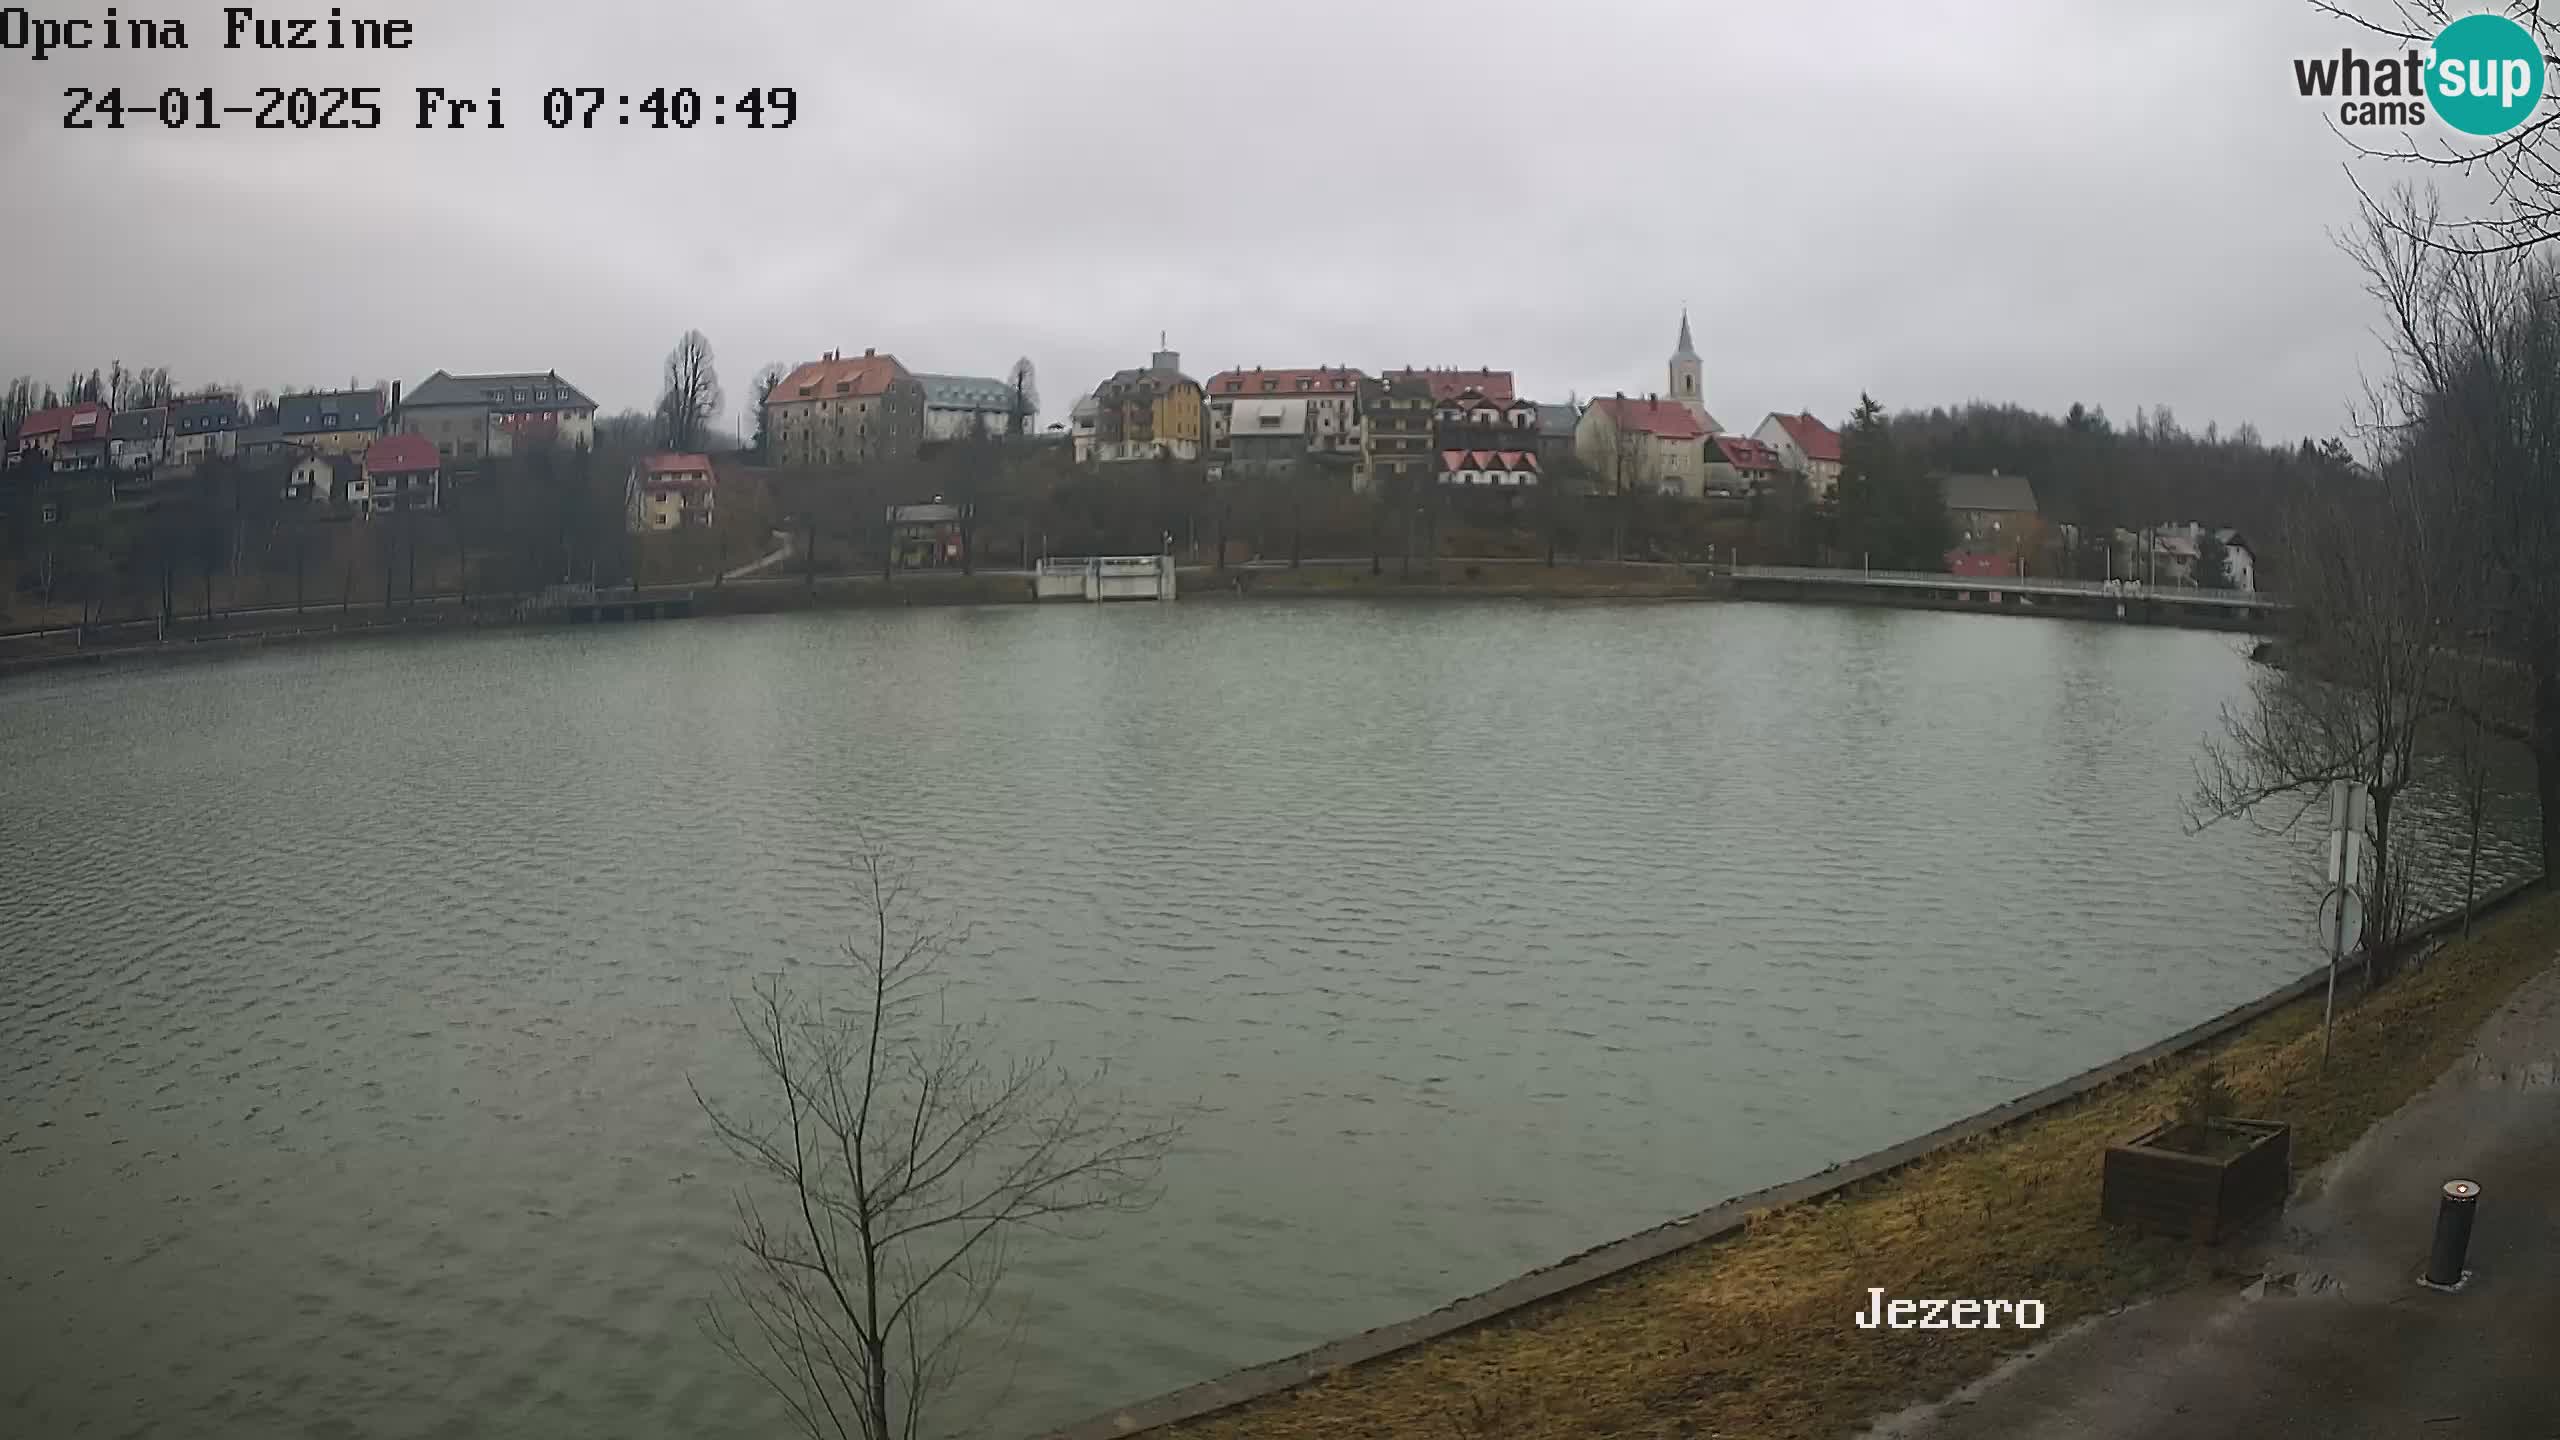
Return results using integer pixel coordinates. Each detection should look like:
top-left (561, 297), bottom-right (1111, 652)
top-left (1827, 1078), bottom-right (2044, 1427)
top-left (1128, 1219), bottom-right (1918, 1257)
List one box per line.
top-left (0, 313), bottom-right (2296, 627)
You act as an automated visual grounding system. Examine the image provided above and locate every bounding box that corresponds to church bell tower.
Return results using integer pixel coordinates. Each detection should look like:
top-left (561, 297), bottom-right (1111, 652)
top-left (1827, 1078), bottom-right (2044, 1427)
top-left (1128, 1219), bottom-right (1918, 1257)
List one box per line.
top-left (1669, 308), bottom-right (1705, 424)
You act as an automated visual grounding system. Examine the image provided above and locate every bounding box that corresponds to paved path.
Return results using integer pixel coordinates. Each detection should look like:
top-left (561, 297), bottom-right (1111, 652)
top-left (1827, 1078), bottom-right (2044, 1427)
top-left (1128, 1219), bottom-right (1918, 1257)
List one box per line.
top-left (721, 530), bottom-right (796, 581)
top-left (1871, 957), bottom-right (2560, 1440)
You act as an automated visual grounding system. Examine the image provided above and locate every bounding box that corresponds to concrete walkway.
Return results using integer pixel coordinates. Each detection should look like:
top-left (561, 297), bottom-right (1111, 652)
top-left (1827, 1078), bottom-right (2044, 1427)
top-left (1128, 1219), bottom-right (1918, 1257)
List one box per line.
top-left (1872, 958), bottom-right (2560, 1440)
top-left (722, 530), bottom-right (796, 581)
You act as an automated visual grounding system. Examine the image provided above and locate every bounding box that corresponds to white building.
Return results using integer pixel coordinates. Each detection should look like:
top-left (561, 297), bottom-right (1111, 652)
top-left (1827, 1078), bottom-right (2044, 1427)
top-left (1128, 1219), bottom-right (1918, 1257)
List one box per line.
top-left (167, 394), bottom-right (247, 468)
top-left (1439, 448), bottom-right (1541, 488)
top-left (110, 407), bottom-right (166, 473)
top-left (1226, 397), bottom-right (1311, 474)
top-left (284, 453), bottom-right (355, 505)
top-left (1752, 412), bottom-right (1843, 501)
top-left (2217, 530), bottom-right (2257, 593)
top-left (1576, 395), bottom-right (1710, 496)
top-left (916, 373), bottom-right (1027, 442)
top-left (1203, 367), bottom-right (1366, 459)
top-left (396, 370), bottom-right (598, 462)
top-left (1068, 394), bottom-right (1099, 464)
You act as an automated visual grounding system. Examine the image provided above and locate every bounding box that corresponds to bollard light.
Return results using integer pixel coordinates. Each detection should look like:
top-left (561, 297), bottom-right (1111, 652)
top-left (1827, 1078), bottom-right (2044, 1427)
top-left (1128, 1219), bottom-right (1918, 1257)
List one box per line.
top-left (2424, 1179), bottom-right (2480, 1289)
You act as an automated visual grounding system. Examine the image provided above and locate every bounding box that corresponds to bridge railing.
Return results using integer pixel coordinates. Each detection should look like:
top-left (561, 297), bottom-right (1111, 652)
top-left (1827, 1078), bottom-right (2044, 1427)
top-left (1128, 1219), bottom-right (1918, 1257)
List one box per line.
top-left (1727, 564), bottom-right (2280, 607)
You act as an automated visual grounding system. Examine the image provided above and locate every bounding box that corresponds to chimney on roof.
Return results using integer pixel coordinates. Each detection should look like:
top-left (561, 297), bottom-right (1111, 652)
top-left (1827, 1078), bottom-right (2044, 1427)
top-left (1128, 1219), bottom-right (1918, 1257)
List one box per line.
top-left (864, 348), bottom-right (875, 358)
top-left (391, 380), bottom-right (402, 415)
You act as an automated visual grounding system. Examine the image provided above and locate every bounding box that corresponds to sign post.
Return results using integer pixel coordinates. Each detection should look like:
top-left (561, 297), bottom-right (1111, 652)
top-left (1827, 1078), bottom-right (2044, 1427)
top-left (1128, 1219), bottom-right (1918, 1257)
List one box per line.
top-left (2321, 779), bottom-right (2369, 1068)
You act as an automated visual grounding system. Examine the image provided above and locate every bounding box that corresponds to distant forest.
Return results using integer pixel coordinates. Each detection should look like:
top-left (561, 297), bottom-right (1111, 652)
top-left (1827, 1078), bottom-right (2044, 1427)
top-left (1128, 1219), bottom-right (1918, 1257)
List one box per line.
top-left (1891, 399), bottom-right (2358, 552)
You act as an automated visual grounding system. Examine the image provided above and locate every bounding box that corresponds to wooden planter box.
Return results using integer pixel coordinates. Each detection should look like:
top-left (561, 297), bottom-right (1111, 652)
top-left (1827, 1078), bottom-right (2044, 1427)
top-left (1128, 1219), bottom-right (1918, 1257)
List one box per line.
top-left (2101, 1118), bottom-right (2291, 1242)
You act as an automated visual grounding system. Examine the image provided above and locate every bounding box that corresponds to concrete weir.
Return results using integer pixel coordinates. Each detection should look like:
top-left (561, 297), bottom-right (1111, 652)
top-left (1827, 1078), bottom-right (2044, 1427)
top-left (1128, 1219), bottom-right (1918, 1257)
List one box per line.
top-left (1034, 556), bottom-right (1177, 602)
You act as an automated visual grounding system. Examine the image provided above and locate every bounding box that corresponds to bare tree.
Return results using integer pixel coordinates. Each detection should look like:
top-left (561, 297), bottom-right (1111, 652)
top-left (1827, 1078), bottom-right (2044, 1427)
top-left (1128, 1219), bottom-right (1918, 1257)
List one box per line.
top-left (751, 363), bottom-right (789, 462)
top-left (659, 329), bottom-right (726, 453)
top-left (694, 842), bottom-right (1177, 1440)
top-left (2348, 189), bottom-right (2560, 872)
top-left (2190, 456), bottom-right (2460, 961)
top-left (1006, 358), bottom-right (1039, 439)
top-left (2308, 1), bottom-right (2560, 254)
top-left (2442, 631), bottom-right (2516, 936)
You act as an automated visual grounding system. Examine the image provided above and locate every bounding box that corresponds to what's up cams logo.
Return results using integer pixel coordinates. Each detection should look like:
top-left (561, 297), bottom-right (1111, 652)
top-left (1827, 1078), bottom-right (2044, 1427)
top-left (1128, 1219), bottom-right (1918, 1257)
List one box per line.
top-left (2295, 11), bottom-right (2548, 134)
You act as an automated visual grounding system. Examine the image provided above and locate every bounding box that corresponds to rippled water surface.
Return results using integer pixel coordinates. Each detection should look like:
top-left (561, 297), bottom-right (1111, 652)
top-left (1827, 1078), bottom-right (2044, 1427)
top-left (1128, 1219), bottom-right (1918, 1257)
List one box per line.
top-left (0, 601), bottom-right (2536, 1437)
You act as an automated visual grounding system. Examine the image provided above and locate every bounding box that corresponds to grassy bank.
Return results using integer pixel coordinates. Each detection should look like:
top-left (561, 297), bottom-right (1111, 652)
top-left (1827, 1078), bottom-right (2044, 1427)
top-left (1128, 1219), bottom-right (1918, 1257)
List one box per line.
top-left (1164, 891), bottom-right (2560, 1440)
top-left (694, 572), bottom-right (1033, 614)
top-left (1186, 561), bottom-right (1722, 601)
top-left (0, 572), bottom-right (1042, 679)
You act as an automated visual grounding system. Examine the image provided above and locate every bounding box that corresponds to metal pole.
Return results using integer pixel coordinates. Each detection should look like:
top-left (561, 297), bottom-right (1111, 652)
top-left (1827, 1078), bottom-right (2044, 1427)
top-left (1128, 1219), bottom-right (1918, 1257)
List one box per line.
top-left (2426, 1180), bottom-right (2480, 1287)
top-left (2322, 888), bottom-right (2344, 1069)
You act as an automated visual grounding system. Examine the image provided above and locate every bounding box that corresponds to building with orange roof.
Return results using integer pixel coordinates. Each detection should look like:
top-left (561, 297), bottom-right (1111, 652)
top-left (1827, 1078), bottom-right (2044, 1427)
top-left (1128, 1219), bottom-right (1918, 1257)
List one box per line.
top-left (765, 348), bottom-right (924, 469)
top-left (1379, 368), bottom-right (1516, 404)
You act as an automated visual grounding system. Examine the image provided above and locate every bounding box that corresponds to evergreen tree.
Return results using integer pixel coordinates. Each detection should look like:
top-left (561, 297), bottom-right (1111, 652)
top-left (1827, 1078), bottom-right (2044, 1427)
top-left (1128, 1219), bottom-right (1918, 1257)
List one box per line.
top-left (1835, 394), bottom-right (1890, 565)
top-left (1836, 394), bottom-right (1948, 570)
top-left (2195, 529), bottom-right (2230, 589)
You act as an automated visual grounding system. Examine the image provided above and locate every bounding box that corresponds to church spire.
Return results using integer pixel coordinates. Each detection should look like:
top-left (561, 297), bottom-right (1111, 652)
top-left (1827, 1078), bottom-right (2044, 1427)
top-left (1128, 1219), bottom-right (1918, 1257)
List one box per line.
top-left (1669, 307), bottom-right (1706, 425)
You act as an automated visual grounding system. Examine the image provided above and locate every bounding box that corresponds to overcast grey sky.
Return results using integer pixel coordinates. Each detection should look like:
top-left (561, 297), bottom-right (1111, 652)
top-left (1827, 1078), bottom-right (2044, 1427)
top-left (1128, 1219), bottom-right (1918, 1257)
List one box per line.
top-left (0, 0), bottom-right (2469, 442)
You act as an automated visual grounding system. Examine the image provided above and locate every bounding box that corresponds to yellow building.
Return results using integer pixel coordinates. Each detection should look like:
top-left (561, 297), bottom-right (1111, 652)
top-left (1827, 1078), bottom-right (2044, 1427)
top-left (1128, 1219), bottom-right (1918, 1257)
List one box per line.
top-left (278, 387), bottom-right (389, 456)
top-left (1090, 341), bottom-right (1203, 464)
top-left (627, 453), bottom-right (716, 532)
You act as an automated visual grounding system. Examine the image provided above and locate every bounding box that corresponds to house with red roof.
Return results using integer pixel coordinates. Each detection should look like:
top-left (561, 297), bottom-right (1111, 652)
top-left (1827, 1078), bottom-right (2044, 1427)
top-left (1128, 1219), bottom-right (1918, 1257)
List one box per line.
top-left (1439, 447), bottom-right (1540, 489)
top-left (1752, 411), bottom-right (1844, 501)
top-left (1203, 366), bottom-right (1366, 460)
top-left (1380, 368), bottom-right (1516, 404)
top-left (764, 348), bottom-right (924, 468)
top-left (627, 453), bottom-right (716, 532)
top-left (1576, 393), bottom-right (1712, 497)
top-left (352, 433), bottom-right (442, 517)
top-left (11, 403), bottom-right (113, 470)
top-left (1704, 434), bottom-right (1787, 497)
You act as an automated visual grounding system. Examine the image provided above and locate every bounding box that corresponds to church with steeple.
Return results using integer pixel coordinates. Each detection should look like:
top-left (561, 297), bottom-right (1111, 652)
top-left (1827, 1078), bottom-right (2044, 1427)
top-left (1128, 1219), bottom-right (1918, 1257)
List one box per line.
top-left (1668, 308), bottom-right (1718, 432)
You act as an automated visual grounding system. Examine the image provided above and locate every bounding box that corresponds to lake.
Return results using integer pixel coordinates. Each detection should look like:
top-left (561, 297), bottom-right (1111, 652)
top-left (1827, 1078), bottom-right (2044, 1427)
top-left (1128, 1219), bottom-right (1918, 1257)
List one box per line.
top-left (0, 600), bottom-right (2535, 1437)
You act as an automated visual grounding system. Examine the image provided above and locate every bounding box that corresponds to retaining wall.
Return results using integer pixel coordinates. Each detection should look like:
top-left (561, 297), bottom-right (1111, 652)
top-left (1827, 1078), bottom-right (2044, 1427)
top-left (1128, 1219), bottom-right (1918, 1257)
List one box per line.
top-left (1041, 872), bottom-right (2545, 1439)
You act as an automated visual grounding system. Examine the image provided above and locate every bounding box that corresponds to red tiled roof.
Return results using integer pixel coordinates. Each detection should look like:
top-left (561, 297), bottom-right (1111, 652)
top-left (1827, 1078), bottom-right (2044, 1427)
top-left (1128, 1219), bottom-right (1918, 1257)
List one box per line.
top-left (1437, 387), bottom-right (1535, 412)
top-left (1384, 368), bottom-right (1515, 404)
top-left (1591, 396), bottom-right (1707, 441)
top-left (775, 352), bottom-right (908, 403)
top-left (364, 434), bottom-right (441, 473)
top-left (637, 453), bottom-right (715, 491)
top-left (1205, 366), bottom-right (1367, 396)
top-left (1773, 411), bottom-right (1842, 463)
top-left (17, 403), bottom-right (110, 439)
top-left (1439, 449), bottom-right (1541, 471)
top-left (1711, 435), bottom-right (1783, 470)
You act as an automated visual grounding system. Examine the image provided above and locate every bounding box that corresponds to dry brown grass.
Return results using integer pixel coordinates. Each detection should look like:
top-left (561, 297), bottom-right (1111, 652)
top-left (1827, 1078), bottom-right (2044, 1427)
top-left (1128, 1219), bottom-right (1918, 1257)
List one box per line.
top-left (1195, 562), bottom-right (1708, 599)
top-left (1167, 891), bottom-right (2560, 1440)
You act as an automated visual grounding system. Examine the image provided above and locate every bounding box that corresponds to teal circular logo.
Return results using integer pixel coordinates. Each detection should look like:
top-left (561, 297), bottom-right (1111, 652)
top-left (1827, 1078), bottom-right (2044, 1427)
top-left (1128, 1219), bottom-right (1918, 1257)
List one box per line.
top-left (2428, 13), bottom-right (2547, 135)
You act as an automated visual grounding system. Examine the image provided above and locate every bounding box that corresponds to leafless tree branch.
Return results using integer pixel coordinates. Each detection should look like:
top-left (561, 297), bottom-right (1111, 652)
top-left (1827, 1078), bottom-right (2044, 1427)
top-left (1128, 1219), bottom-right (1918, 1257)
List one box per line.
top-left (694, 837), bottom-right (1181, 1440)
